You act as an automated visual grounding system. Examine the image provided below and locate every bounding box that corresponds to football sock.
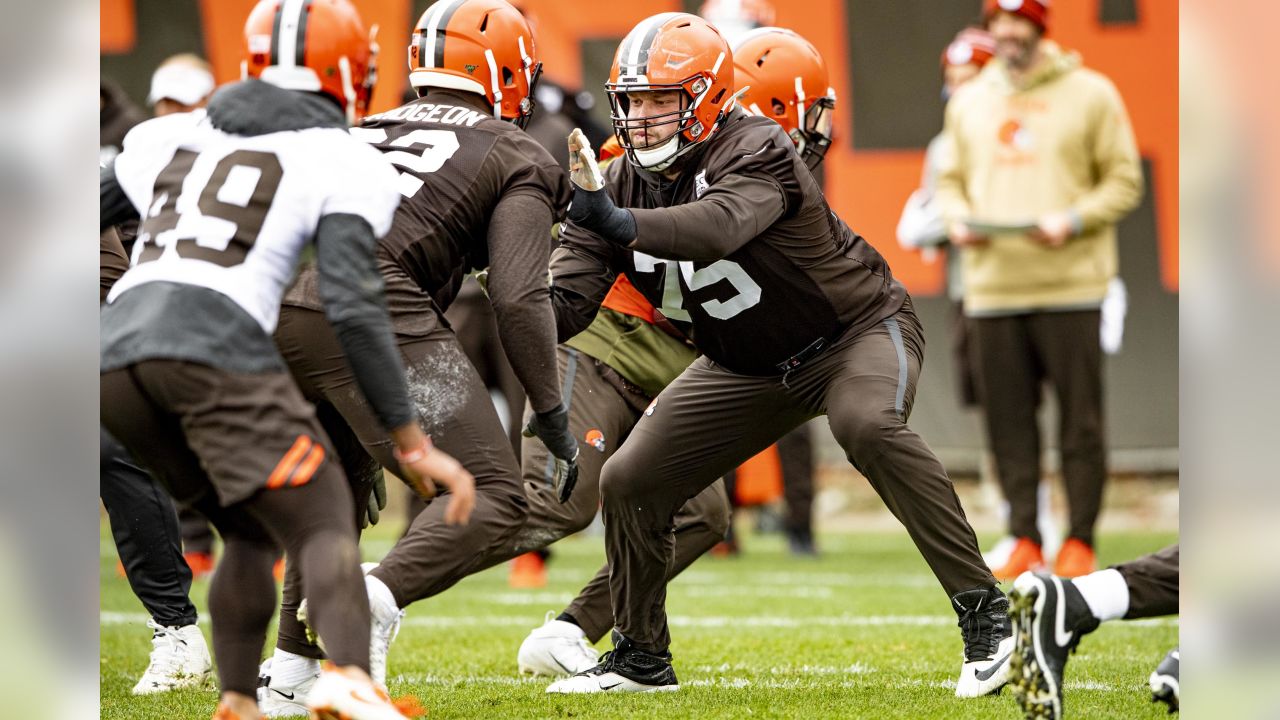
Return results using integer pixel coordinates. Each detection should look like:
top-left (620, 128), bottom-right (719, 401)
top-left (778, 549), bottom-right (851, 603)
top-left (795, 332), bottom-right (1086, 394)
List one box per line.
top-left (1071, 568), bottom-right (1130, 622)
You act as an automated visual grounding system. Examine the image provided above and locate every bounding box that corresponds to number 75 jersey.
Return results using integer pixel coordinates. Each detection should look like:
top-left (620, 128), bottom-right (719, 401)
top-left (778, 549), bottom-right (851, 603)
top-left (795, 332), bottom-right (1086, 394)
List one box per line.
top-left (108, 109), bottom-right (401, 334)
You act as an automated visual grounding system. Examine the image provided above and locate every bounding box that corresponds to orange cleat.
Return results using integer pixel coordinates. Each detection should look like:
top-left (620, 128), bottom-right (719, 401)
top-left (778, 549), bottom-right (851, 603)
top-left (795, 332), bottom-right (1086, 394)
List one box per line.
top-left (508, 552), bottom-right (547, 589)
top-left (211, 702), bottom-right (248, 720)
top-left (184, 551), bottom-right (216, 579)
top-left (991, 537), bottom-right (1045, 581)
top-left (1053, 537), bottom-right (1097, 578)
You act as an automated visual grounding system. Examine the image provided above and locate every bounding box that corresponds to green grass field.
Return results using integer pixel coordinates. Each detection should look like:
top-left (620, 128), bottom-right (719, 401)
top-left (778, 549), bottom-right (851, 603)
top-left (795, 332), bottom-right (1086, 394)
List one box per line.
top-left (100, 524), bottom-right (1177, 719)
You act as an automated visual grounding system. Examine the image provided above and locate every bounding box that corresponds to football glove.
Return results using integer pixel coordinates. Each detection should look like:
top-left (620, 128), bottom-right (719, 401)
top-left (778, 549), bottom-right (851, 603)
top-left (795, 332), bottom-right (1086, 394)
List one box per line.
top-left (522, 403), bottom-right (580, 504)
top-left (362, 472), bottom-right (388, 529)
top-left (566, 128), bottom-right (635, 244)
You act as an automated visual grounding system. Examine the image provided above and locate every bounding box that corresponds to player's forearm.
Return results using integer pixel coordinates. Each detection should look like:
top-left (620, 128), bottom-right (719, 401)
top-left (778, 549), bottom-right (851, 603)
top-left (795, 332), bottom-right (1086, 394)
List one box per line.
top-left (486, 195), bottom-right (563, 413)
top-left (315, 213), bottom-right (415, 431)
top-left (629, 175), bottom-right (784, 261)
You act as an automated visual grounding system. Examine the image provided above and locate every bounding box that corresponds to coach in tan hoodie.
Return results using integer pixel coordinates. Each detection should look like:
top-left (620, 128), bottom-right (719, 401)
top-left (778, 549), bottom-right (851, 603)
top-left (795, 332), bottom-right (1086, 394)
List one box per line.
top-left (935, 0), bottom-right (1142, 581)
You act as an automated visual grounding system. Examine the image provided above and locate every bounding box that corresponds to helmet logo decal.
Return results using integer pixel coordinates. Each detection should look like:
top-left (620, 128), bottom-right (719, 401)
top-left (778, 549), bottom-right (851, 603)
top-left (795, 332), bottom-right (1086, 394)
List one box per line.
top-left (584, 429), bottom-right (607, 453)
top-left (465, 63), bottom-right (478, 74)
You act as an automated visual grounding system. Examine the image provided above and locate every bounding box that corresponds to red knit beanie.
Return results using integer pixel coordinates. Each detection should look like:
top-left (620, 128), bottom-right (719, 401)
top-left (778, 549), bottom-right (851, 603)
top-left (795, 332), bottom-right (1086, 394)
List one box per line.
top-left (985, 0), bottom-right (1049, 33)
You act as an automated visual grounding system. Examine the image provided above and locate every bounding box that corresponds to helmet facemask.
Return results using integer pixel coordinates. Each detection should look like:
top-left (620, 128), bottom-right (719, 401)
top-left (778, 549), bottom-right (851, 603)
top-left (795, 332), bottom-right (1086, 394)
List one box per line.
top-left (608, 74), bottom-right (724, 172)
top-left (795, 94), bottom-right (835, 170)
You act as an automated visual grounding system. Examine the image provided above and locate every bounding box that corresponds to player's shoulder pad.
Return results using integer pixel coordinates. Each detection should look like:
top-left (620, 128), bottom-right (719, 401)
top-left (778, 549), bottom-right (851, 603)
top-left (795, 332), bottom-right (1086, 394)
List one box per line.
top-left (121, 109), bottom-right (208, 155)
top-left (491, 122), bottom-right (561, 169)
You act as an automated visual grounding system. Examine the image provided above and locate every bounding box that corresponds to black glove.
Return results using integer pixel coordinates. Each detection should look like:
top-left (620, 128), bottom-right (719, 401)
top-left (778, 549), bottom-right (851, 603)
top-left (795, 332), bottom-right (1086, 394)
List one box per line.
top-left (567, 186), bottom-right (636, 244)
top-left (361, 472), bottom-right (388, 529)
top-left (522, 403), bottom-right (580, 503)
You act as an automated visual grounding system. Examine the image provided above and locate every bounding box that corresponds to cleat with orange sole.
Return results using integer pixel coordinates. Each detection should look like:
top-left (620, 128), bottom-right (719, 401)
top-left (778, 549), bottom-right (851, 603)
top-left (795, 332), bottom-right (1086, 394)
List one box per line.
top-left (1052, 538), bottom-right (1096, 578)
top-left (992, 537), bottom-right (1045, 582)
top-left (307, 663), bottom-right (421, 719)
top-left (185, 551), bottom-right (216, 579)
top-left (508, 552), bottom-right (547, 589)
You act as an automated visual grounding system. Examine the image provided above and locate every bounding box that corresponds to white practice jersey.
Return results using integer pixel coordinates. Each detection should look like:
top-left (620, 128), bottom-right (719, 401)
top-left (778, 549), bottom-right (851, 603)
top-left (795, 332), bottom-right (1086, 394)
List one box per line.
top-left (108, 109), bottom-right (401, 333)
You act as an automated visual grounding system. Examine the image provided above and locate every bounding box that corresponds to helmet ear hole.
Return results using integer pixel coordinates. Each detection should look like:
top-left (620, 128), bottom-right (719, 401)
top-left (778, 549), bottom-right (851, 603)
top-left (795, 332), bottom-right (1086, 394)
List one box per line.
top-left (480, 12), bottom-right (489, 32)
top-left (502, 67), bottom-right (515, 86)
top-left (770, 99), bottom-right (786, 117)
top-left (712, 88), bottom-right (725, 104)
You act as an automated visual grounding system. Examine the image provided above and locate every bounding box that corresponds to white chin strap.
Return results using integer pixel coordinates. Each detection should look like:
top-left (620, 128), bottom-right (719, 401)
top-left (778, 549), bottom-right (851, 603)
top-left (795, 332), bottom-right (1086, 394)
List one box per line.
top-left (632, 134), bottom-right (681, 171)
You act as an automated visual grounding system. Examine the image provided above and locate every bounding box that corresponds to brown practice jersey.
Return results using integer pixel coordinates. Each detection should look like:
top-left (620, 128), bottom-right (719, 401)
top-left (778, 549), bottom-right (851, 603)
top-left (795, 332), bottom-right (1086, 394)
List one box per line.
top-left (553, 110), bottom-right (907, 376)
top-left (284, 89), bottom-right (570, 336)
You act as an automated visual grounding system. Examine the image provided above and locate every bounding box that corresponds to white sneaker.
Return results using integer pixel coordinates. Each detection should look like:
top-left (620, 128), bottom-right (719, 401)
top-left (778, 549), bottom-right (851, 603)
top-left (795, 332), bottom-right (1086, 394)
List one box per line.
top-left (518, 612), bottom-right (600, 677)
top-left (131, 620), bottom-right (212, 695)
top-left (366, 572), bottom-right (405, 688)
top-left (257, 652), bottom-right (320, 717)
top-left (307, 664), bottom-right (415, 720)
top-left (983, 536), bottom-right (1018, 569)
top-left (956, 635), bottom-right (1014, 698)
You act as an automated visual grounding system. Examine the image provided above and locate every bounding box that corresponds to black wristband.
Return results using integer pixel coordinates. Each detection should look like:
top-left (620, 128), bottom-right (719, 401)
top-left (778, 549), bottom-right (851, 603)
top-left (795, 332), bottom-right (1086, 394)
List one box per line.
top-left (567, 186), bottom-right (636, 244)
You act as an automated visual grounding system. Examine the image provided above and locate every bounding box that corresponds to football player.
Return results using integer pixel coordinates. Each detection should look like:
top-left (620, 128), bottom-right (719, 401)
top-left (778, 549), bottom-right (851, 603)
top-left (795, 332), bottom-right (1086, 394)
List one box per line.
top-left (542, 12), bottom-right (1011, 696)
top-left (99, 1), bottom-right (474, 718)
top-left (516, 24), bottom-right (838, 677)
top-left (258, 0), bottom-right (577, 712)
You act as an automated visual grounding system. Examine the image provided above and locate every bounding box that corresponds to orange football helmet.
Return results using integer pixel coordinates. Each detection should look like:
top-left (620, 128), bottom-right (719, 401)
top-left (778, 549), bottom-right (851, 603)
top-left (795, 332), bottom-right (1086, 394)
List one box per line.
top-left (408, 0), bottom-right (541, 129)
top-left (732, 27), bottom-right (836, 169)
top-left (243, 0), bottom-right (378, 124)
top-left (607, 13), bottom-right (737, 171)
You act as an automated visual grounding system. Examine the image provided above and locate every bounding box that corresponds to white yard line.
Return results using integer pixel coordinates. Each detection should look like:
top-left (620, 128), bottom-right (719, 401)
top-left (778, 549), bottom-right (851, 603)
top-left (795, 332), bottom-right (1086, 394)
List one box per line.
top-left (101, 611), bottom-right (1178, 629)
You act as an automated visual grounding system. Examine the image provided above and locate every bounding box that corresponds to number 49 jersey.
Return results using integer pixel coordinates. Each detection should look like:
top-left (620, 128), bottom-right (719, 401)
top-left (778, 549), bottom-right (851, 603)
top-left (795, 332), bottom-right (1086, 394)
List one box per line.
top-left (108, 109), bottom-right (400, 333)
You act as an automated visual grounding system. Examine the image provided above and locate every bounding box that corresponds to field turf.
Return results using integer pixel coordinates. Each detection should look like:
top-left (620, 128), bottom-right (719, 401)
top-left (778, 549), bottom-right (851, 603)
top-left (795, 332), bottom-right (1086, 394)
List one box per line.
top-left (100, 524), bottom-right (1177, 719)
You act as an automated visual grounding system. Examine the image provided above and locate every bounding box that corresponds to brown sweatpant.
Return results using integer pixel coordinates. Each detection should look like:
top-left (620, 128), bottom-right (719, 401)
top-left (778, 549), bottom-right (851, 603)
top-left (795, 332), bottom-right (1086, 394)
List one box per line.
top-left (379, 344), bottom-right (730, 644)
top-left (273, 307), bottom-right (528, 654)
top-left (969, 310), bottom-right (1106, 546)
top-left (600, 304), bottom-right (996, 652)
top-left (101, 361), bottom-right (369, 696)
top-left (1116, 544), bottom-right (1179, 619)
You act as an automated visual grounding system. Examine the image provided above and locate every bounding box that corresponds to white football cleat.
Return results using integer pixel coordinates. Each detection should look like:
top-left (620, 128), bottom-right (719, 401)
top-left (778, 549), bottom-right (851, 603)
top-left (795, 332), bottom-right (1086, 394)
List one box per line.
top-left (518, 612), bottom-right (600, 677)
top-left (952, 586), bottom-right (1015, 698)
top-left (131, 620), bottom-right (212, 695)
top-left (257, 652), bottom-right (320, 717)
top-left (956, 635), bottom-right (1015, 698)
top-left (366, 571), bottom-right (405, 688)
top-left (307, 663), bottom-right (416, 720)
top-left (546, 631), bottom-right (678, 694)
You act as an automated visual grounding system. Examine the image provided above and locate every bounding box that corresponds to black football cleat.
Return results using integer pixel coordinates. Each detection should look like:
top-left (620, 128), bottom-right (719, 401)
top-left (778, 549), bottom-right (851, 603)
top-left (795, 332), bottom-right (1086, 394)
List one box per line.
top-left (1149, 647), bottom-right (1179, 713)
top-left (545, 630), bottom-right (679, 693)
top-left (1008, 571), bottom-right (1101, 719)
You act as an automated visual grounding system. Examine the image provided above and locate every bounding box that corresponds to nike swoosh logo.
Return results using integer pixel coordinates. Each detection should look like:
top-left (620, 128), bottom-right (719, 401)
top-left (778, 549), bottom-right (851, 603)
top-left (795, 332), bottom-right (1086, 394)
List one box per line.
top-left (975, 651), bottom-right (1009, 681)
top-left (1051, 576), bottom-right (1074, 646)
top-left (268, 689), bottom-right (295, 700)
top-left (599, 680), bottom-right (624, 690)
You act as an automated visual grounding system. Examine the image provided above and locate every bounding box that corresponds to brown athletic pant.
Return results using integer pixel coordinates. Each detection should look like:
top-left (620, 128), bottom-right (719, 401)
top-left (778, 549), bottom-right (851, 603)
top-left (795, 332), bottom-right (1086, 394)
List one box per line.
top-left (778, 424), bottom-right (815, 539)
top-left (969, 310), bottom-right (1107, 546)
top-left (377, 343), bottom-right (728, 644)
top-left (1116, 544), bottom-right (1179, 619)
top-left (601, 304), bottom-right (996, 652)
top-left (273, 307), bottom-right (528, 654)
top-left (500, 346), bottom-right (730, 643)
top-left (101, 361), bottom-right (369, 696)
